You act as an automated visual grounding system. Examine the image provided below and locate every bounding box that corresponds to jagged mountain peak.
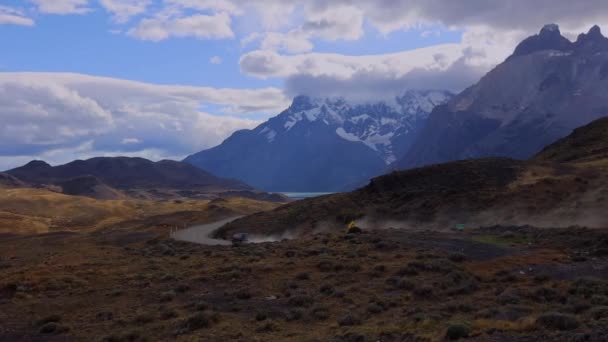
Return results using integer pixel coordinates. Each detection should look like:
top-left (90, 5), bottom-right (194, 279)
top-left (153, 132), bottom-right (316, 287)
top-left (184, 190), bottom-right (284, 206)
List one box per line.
top-left (513, 23), bottom-right (572, 57)
top-left (185, 90), bottom-right (452, 191)
top-left (395, 24), bottom-right (608, 171)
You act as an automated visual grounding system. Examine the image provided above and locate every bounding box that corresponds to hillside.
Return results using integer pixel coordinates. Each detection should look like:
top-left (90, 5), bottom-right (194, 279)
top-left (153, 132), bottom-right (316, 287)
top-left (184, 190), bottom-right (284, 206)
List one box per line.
top-left (185, 91), bottom-right (452, 191)
top-left (7, 157), bottom-right (249, 191)
top-left (3, 157), bottom-right (278, 201)
top-left (534, 116), bottom-right (608, 164)
top-left (0, 187), bottom-right (280, 235)
top-left (394, 25), bottom-right (608, 170)
top-left (216, 117), bottom-right (608, 238)
top-left (0, 173), bottom-right (26, 188)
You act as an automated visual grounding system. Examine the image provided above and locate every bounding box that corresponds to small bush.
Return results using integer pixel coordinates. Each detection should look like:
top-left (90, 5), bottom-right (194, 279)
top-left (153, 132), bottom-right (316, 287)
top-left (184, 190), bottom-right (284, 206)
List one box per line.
top-left (317, 260), bottom-right (334, 272)
top-left (255, 312), bottom-right (268, 321)
top-left (39, 322), bottom-right (69, 335)
top-left (285, 309), bottom-right (303, 322)
top-left (295, 272), bottom-right (310, 281)
top-left (445, 323), bottom-right (470, 340)
top-left (319, 284), bottom-right (334, 296)
top-left (589, 306), bottom-right (608, 320)
top-left (159, 291), bottom-right (175, 302)
top-left (133, 313), bottom-right (155, 325)
top-left (337, 314), bottom-right (361, 326)
top-left (448, 253), bottom-right (467, 263)
top-left (413, 286), bottom-right (433, 298)
top-left (35, 315), bottom-right (61, 327)
top-left (176, 312), bottom-right (219, 334)
top-left (235, 289), bottom-right (252, 300)
top-left (288, 295), bottom-right (314, 307)
top-left (536, 312), bottom-right (579, 331)
top-left (367, 303), bottom-right (383, 314)
top-left (311, 305), bottom-right (330, 321)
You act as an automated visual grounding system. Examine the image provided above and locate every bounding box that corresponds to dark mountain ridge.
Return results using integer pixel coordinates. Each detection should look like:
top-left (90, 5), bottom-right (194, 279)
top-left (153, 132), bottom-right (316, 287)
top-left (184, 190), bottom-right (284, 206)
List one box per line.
top-left (2, 157), bottom-right (288, 201)
top-left (7, 157), bottom-right (249, 191)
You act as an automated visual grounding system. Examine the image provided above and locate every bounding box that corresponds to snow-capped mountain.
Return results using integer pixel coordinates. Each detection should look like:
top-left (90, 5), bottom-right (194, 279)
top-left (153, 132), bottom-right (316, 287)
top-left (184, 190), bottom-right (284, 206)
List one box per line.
top-left (185, 90), bottom-right (452, 192)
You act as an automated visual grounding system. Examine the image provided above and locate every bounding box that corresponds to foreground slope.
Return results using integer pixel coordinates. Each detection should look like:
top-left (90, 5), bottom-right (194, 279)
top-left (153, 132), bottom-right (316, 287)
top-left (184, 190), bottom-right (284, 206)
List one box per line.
top-left (185, 91), bottom-right (452, 191)
top-left (395, 25), bottom-right (608, 170)
top-left (217, 116), bottom-right (608, 238)
top-left (535, 116), bottom-right (608, 164)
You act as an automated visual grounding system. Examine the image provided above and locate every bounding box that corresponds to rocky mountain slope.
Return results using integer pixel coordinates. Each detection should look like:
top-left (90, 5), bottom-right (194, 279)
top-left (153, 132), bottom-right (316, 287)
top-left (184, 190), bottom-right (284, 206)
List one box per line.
top-left (216, 116), bottom-right (608, 238)
top-left (185, 90), bottom-right (452, 192)
top-left (394, 25), bottom-right (608, 170)
top-left (4, 157), bottom-right (281, 201)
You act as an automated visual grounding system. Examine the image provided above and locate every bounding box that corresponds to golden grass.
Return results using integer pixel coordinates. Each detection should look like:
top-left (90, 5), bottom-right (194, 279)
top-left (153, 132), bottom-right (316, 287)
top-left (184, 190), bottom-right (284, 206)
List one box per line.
top-left (0, 188), bottom-right (279, 234)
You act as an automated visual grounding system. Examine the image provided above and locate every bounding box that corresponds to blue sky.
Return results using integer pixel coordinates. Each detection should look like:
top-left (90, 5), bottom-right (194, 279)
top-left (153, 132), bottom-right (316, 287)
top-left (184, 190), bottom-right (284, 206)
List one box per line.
top-left (0, 0), bottom-right (605, 170)
top-left (0, 3), bottom-right (462, 88)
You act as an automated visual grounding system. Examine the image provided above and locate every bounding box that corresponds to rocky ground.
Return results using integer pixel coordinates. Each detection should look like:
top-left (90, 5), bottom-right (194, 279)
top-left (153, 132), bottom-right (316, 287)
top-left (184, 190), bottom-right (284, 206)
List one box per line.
top-left (0, 220), bottom-right (606, 341)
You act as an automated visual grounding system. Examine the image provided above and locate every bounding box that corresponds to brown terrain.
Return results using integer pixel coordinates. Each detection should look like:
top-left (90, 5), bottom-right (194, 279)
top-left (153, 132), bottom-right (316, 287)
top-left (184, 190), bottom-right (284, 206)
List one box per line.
top-left (0, 119), bottom-right (606, 341)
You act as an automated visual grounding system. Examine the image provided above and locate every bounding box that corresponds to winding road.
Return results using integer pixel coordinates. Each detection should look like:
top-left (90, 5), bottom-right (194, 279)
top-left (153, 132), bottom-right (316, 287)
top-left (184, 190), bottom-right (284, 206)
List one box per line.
top-left (172, 217), bottom-right (241, 246)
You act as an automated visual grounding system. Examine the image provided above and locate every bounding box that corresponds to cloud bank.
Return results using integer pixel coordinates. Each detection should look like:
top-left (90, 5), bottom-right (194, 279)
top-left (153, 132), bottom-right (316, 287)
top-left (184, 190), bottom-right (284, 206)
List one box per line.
top-left (0, 73), bottom-right (288, 170)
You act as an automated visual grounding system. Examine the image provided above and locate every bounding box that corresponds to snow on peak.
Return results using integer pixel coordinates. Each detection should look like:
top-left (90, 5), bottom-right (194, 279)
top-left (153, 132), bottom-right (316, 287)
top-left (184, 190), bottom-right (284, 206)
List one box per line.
top-left (274, 90), bottom-right (452, 163)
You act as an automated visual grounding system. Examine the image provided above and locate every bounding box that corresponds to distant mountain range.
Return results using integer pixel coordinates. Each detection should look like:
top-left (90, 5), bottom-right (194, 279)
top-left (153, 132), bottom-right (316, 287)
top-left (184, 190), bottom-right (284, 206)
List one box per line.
top-left (394, 24), bottom-right (608, 169)
top-left (4, 157), bottom-right (285, 201)
top-left (185, 90), bottom-right (453, 192)
top-left (216, 115), bottom-right (608, 238)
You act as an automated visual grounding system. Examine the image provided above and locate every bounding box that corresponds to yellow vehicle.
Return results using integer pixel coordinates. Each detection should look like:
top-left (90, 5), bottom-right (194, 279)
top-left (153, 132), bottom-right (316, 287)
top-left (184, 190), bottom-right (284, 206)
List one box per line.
top-left (347, 221), bottom-right (362, 234)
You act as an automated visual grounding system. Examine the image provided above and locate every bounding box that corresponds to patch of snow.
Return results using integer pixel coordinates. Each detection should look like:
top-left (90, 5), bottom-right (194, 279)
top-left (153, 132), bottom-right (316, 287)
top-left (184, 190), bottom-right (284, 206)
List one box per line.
top-left (336, 127), bottom-right (361, 143)
top-left (380, 117), bottom-right (398, 126)
top-left (265, 129), bottom-right (277, 142)
top-left (350, 114), bottom-right (371, 123)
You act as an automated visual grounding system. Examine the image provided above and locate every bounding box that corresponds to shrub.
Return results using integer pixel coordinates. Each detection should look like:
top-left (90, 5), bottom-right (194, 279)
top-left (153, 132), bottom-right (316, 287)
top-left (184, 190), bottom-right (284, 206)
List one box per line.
top-left (35, 315), bottom-right (61, 327)
top-left (536, 312), bottom-right (579, 331)
top-left (255, 312), bottom-right (268, 321)
top-left (133, 313), bottom-right (155, 325)
top-left (295, 272), bottom-right (310, 281)
top-left (448, 253), bottom-right (467, 263)
top-left (159, 291), bottom-right (175, 302)
top-left (337, 314), bottom-right (361, 326)
top-left (413, 286), bottom-right (433, 298)
top-left (285, 309), bottom-right (303, 322)
top-left (319, 284), bottom-right (335, 296)
top-left (288, 295), bottom-right (314, 307)
top-left (235, 289), bottom-right (252, 300)
top-left (367, 303), bottom-right (383, 314)
top-left (311, 305), bottom-right (330, 321)
top-left (39, 322), bottom-right (69, 335)
top-left (589, 306), bottom-right (608, 320)
top-left (445, 323), bottom-right (470, 340)
top-left (176, 312), bottom-right (219, 334)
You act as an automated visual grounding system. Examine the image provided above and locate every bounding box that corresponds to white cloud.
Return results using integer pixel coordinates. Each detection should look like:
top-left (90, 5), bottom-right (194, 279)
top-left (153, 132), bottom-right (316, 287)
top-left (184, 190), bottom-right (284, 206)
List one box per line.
top-left (301, 3), bottom-right (364, 41)
top-left (210, 56), bottom-right (223, 64)
top-left (121, 138), bottom-right (141, 144)
top-left (128, 12), bottom-right (234, 41)
top-left (29, 0), bottom-right (91, 15)
top-left (240, 43), bottom-right (465, 80)
top-left (99, 0), bottom-right (150, 23)
top-left (257, 31), bottom-right (314, 54)
top-left (0, 72), bottom-right (288, 170)
top-left (0, 5), bottom-right (35, 26)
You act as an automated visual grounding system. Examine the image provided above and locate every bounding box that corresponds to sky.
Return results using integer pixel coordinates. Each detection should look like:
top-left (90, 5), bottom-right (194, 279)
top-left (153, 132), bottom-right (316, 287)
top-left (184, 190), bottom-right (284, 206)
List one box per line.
top-left (1, 0), bottom-right (608, 170)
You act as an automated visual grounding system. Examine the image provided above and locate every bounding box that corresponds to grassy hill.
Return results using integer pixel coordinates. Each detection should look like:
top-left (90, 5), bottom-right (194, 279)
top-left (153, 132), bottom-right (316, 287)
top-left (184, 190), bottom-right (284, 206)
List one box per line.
top-left (0, 188), bottom-right (279, 235)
